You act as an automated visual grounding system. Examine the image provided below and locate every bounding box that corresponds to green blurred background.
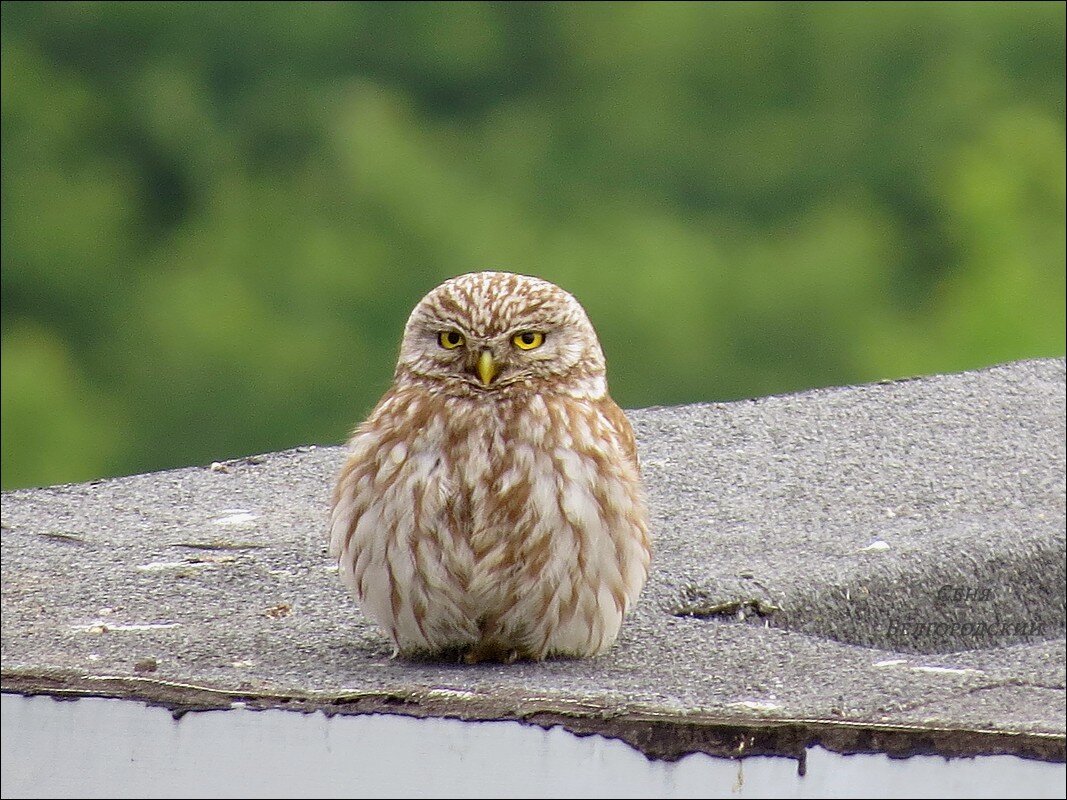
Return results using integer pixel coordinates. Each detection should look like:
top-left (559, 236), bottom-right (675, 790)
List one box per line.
top-left (2, 2), bottom-right (1064, 490)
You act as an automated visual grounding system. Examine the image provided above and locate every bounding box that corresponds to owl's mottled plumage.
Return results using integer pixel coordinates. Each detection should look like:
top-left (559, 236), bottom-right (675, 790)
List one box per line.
top-left (329, 271), bottom-right (650, 661)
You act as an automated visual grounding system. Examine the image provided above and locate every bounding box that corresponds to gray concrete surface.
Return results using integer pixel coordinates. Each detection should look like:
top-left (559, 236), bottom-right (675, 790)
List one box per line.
top-left (2, 358), bottom-right (1064, 765)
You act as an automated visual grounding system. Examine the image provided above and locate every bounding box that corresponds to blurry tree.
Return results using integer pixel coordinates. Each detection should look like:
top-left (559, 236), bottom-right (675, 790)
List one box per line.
top-left (2, 1), bottom-right (1064, 488)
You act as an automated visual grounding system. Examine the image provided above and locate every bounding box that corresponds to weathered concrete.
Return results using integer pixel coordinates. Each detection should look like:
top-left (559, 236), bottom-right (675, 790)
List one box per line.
top-left (2, 358), bottom-right (1064, 766)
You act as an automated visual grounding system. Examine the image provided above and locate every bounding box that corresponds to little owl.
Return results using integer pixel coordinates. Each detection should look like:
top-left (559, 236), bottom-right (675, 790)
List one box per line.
top-left (329, 271), bottom-right (650, 662)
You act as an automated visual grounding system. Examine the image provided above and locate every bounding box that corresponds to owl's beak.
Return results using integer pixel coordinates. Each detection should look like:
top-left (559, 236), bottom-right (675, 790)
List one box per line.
top-left (476, 349), bottom-right (500, 387)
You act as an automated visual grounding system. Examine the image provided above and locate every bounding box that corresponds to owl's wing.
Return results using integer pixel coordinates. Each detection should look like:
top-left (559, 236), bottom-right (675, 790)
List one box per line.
top-left (596, 397), bottom-right (641, 476)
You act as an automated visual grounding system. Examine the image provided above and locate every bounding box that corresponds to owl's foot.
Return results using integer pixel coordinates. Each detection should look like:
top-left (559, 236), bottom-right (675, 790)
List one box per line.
top-left (462, 643), bottom-right (521, 665)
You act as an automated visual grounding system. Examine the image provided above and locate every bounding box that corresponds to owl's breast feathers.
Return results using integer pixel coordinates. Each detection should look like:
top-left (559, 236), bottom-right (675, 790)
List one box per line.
top-left (330, 387), bottom-right (650, 659)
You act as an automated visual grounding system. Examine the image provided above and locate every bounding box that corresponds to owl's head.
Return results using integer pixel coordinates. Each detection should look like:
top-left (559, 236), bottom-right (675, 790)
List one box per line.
top-left (394, 271), bottom-right (608, 399)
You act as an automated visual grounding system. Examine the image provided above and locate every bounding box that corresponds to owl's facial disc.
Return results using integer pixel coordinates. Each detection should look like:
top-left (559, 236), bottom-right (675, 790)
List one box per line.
top-left (397, 272), bottom-right (608, 398)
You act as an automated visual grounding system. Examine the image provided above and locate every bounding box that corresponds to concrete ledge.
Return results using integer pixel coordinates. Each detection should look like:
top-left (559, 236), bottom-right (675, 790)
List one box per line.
top-left (2, 358), bottom-right (1064, 767)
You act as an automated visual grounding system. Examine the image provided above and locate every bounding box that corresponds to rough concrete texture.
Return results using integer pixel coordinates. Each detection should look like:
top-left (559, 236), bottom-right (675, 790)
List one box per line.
top-left (2, 358), bottom-right (1064, 765)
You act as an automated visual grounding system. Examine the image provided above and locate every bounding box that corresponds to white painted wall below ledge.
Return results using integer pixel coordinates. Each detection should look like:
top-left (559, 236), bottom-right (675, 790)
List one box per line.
top-left (1, 694), bottom-right (1063, 799)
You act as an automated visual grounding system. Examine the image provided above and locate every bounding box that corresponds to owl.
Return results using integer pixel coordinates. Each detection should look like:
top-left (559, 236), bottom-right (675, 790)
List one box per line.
top-left (329, 271), bottom-right (650, 662)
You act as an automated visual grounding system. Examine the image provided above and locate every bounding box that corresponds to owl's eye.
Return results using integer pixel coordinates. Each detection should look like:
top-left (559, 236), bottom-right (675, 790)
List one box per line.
top-left (512, 331), bottom-right (545, 350)
top-left (438, 330), bottom-right (465, 350)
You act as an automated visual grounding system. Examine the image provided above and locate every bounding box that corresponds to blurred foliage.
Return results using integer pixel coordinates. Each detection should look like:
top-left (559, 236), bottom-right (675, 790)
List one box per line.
top-left (2, 1), bottom-right (1064, 489)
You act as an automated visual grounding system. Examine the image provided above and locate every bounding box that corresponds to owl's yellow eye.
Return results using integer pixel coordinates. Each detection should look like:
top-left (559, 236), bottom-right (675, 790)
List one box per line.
top-left (512, 331), bottom-right (544, 350)
top-left (438, 330), bottom-right (465, 350)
